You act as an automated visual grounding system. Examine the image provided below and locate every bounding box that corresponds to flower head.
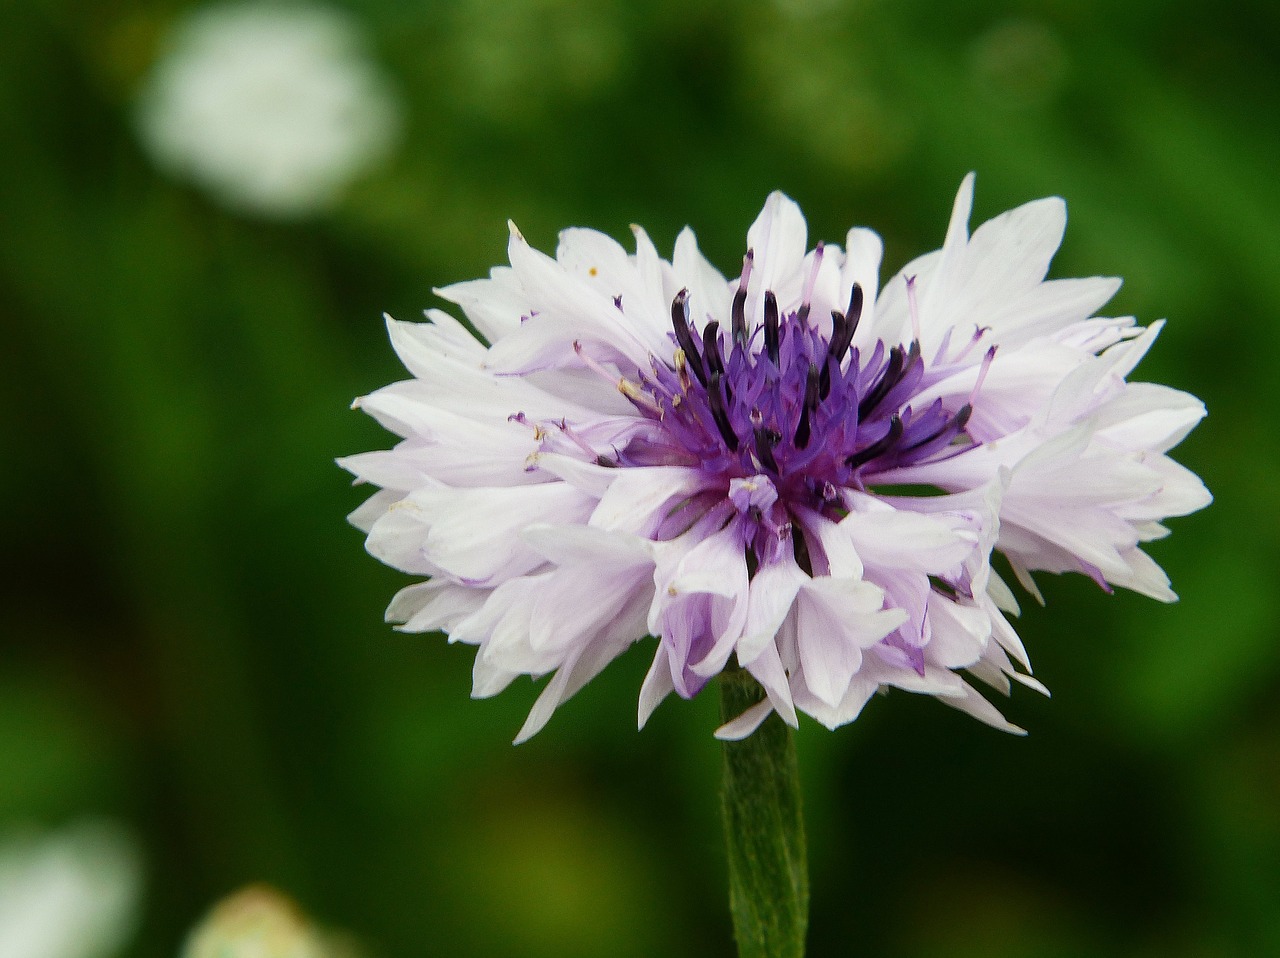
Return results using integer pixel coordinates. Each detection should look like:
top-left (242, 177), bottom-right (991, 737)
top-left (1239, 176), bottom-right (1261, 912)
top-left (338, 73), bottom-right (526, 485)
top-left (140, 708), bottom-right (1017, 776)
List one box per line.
top-left (342, 177), bottom-right (1210, 741)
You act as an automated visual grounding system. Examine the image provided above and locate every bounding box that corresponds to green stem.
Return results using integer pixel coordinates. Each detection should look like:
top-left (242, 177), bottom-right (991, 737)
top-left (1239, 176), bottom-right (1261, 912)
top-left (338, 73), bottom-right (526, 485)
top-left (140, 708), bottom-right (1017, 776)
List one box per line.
top-left (719, 669), bottom-right (809, 958)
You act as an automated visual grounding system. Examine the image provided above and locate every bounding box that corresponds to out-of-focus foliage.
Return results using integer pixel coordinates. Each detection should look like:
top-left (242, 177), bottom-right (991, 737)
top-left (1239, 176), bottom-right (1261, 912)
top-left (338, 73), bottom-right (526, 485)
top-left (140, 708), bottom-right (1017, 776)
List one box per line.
top-left (1, 0), bottom-right (1275, 955)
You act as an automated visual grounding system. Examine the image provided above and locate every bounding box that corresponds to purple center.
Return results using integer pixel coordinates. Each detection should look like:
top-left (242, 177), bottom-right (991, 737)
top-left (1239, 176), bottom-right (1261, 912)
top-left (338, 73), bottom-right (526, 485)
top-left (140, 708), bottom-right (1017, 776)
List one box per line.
top-left (613, 277), bottom-right (979, 567)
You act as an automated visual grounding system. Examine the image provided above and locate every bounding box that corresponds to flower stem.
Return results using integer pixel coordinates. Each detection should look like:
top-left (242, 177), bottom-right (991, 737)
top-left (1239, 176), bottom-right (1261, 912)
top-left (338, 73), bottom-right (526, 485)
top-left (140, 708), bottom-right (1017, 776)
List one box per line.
top-left (719, 669), bottom-right (809, 958)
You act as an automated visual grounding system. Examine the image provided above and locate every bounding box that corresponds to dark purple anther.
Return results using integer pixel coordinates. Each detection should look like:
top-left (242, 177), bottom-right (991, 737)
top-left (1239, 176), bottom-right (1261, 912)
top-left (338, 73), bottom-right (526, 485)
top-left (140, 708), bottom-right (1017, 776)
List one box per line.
top-left (794, 362), bottom-right (820, 449)
top-left (731, 287), bottom-right (748, 347)
top-left (846, 414), bottom-right (904, 469)
top-left (670, 290), bottom-right (707, 387)
top-left (731, 251), bottom-right (753, 346)
top-left (707, 371), bottom-right (740, 451)
top-left (702, 321), bottom-right (725, 379)
top-left (858, 346), bottom-right (905, 420)
top-left (630, 283), bottom-right (983, 543)
top-left (763, 291), bottom-right (780, 365)
top-left (754, 427), bottom-right (781, 473)
top-left (903, 403), bottom-right (973, 454)
top-left (820, 284), bottom-right (864, 398)
top-left (858, 338), bottom-right (920, 422)
top-left (830, 283), bottom-right (862, 364)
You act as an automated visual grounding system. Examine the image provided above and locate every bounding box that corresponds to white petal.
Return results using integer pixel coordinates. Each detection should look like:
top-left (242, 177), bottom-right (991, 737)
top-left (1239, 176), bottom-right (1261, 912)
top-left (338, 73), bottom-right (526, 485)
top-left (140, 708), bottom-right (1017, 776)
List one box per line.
top-left (514, 586), bottom-right (651, 743)
top-left (363, 497), bottom-right (444, 575)
top-left (714, 699), bottom-right (776, 741)
top-left (986, 569), bottom-right (1021, 616)
top-left (799, 509), bottom-right (864, 578)
top-left (957, 193), bottom-right (1066, 299)
top-left (790, 669), bottom-right (881, 731)
top-left (338, 447), bottom-right (436, 492)
top-left (795, 576), bottom-right (905, 709)
top-left (387, 579), bottom-right (488, 633)
top-left (521, 522), bottom-right (654, 569)
top-left (638, 644), bottom-right (676, 728)
top-left (842, 226), bottom-right (884, 327)
top-left (672, 226), bottom-right (732, 328)
top-left (839, 505), bottom-right (978, 574)
top-left (987, 597), bottom-right (1031, 668)
top-left (556, 226), bottom-right (634, 288)
top-left (524, 366), bottom-right (637, 417)
top-left (433, 267), bottom-right (527, 344)
top-left (488, 226), bottom-right (656, 373)
top-left (1095, 383), bottom-right (1207, 454)
top-left (737, 556), bottom-right (807, 665)
top-left (938, 680), bottom-right (1027, 735)
top-left (590, 465), bottom-right (710, 535)
top-left (527, 560), bottom-right (651, 655)
top-left (627, 224), bottom-right (673, 342)
top-left (1106, 546), bottom-right (1177, 602)
top-left (370, 483), bottom-right (593, 583)
top-left (339, 427), bottom-right (539, 489)
top-left (346, 488), bottom-right (399, 533)
top-left (472, 655), bottom-right (519, 698)
top-left (747, 640), bottom-right (799, 727)
top-left (981, 277), bottom-right (1122, 348)
top-left (386, 312), bottom-right (485, 379)
top-left (924, 596), bottom-right (990, 669)
top-left (913, 173), bottom-right (975, 336)
top-left (746, 191), bottom-right (808, 320)
top-left (531, 452), bottom-right (620, 498)
top-left (651, 524), bottom-right (751, 686)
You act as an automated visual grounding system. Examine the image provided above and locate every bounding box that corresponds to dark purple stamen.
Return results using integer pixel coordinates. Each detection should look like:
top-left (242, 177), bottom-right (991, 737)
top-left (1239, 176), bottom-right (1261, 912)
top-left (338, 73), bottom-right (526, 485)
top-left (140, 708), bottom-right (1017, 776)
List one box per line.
top-left (702, 321), bottom-right (724, 378)
top-left (763, 291), bottom-right (780, 365)
top-left (858, 341), bottom-right (919, 421)
top-left (706, 371), bottom-right (739, 451)
top-left (845, 414), bottom-right (904, 469)
top-left (670, 290), bottom-right (707, 388)
top-left (831, 283), bottom-right (862, 363)
top-left (628, 290), bottom-right (980, 547)
top-left (902, 403), bottom-right (972, 453)
top-left (731, 287), bottom-right (748, 347)
top-left (794, 362), bottom-right (820, 450)
top-left (819, 284), bottom-right (862, 400)
top-left (731, 251), bottom-right (753, 346)
top-left (754, 427), bottom-right (780, 472)
top-left (819, 318), bottom-right (839, 400)
top-left (703, 321), bottom-right (735, 406)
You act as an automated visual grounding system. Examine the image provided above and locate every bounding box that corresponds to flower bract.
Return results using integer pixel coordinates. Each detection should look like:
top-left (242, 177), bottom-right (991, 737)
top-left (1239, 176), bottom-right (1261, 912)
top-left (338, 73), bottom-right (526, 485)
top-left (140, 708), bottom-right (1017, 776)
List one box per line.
top-left (341, 176), bottom-right (1210, 741)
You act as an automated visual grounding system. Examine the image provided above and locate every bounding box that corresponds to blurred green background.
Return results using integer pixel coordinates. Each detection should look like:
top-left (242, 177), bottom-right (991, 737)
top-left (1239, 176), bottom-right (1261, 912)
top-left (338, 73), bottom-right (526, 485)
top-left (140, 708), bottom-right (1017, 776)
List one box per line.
top-left (2, 0), bottom-right (1276, 955)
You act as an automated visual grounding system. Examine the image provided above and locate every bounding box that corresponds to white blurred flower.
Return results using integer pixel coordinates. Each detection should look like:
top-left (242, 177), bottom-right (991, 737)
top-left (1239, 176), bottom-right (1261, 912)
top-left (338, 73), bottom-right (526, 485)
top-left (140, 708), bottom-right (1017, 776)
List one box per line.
top-left (182, 885), bottom-right (357, 958)
top-left (0, 821), bottom-right (141, 958)
top-left (136, 3), bottom-right (400, 218)
top-left (181, 887), bottom-right (314, 958)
